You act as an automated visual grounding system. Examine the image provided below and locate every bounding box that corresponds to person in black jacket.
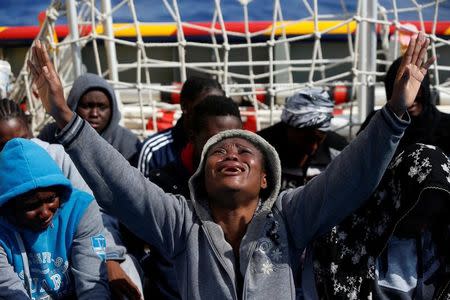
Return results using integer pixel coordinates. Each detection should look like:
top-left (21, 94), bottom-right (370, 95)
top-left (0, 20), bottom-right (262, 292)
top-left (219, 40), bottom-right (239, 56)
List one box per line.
top-left (358, 56), bottom-right (450, 155)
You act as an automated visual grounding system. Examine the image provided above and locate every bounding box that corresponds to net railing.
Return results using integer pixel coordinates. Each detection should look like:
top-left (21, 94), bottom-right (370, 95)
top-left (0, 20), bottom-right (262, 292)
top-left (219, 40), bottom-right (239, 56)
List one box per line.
top-left (10, 0), bottom-right (450, 137)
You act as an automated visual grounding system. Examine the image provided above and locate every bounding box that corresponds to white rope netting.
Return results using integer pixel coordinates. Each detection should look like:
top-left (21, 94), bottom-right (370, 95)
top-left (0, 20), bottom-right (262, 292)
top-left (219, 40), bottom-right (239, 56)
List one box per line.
top-left (10, 0), bottom-right (450, 137)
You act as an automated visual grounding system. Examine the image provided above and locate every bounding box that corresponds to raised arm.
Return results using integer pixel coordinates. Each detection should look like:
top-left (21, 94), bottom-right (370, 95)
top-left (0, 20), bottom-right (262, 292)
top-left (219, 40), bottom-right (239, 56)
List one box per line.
top-left (279, 32), bottom-right (434, 250)
top-left (28, 41), bottom-right (192, 256)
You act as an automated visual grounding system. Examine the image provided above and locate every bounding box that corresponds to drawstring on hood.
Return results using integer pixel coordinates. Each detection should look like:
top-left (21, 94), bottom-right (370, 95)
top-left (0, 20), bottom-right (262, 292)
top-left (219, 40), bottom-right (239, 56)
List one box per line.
top-left (188, 129), bottom-right (281, 220)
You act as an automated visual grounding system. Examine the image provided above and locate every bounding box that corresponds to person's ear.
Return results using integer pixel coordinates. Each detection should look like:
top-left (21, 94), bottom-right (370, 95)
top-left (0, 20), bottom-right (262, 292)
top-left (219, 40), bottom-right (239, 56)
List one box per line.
top-left (260, 173), bottom-right (268, 189)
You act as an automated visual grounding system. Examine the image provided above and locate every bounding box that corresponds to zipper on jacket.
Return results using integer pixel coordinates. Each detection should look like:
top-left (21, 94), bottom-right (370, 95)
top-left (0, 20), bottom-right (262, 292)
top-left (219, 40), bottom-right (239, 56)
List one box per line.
top-left (202, 225), bottom-right (239, 300)
top-left (241, 239), bottom-right (258, 300)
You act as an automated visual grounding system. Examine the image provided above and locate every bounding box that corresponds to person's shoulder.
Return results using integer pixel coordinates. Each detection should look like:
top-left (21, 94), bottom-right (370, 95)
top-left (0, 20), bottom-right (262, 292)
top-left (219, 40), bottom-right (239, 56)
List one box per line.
top-left (37, 122), bottom-right (59, 142)
top-left (437, 109), bottom-right (450, 123)
top-left (149, 161), bottom-right (182, 178)
top-left (117, 125), bottom-right (139, 140)
top-left (61, 189), bottom-right (94, 219)
top-left (31, 138), bottom-right (67, 162)
top-left (324, 132), bottom-right (348, 150)
top-left (141, 127), bottom-right (176, 151)
top-left (148, 161), bottom-right (189, 196)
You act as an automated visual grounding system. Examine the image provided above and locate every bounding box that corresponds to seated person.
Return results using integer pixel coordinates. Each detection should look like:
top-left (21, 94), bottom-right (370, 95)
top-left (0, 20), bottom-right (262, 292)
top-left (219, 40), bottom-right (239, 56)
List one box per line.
top-left (0, 98), bottom-right (142, 300)
top-left (38, 73), bottom-right (141, 166)
top-left (0, 138), bottom-right (109, 299)
top-left (258, 88), bottom-right (348, 189)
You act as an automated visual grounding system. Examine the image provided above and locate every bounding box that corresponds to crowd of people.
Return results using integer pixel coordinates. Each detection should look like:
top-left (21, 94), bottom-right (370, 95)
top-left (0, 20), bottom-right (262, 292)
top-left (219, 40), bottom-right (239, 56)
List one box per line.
top-left (0, 32), bottom-right (448, 300)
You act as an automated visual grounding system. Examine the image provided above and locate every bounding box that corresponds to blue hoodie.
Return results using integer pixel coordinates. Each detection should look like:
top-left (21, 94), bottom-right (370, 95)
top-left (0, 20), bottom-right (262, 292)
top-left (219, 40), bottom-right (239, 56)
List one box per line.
top-left (0, 138), bottom-right (109, 299)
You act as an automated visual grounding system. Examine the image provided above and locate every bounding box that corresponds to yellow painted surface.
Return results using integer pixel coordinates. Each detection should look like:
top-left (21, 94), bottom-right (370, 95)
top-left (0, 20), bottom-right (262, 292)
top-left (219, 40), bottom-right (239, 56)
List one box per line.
top-left (92, 23), bottom-right (178, 37)
top-left (266, 21), bottom-right (357, 35)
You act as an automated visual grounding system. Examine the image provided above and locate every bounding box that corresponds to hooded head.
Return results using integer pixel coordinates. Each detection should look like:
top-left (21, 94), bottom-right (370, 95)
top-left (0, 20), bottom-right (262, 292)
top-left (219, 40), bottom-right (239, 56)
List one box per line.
top-left (0, 138), bottom-right (72, 231)
top-left (189, 130), bottom-right (281, 217)
top-left (384, 57), bottom-right (432, 117)
top-left (67, 73), bottom-right (119, 136)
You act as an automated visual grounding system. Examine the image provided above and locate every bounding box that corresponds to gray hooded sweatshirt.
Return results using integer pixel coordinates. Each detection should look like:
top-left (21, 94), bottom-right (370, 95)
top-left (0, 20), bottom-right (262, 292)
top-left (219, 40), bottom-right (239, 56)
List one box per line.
top-left (56, 106), bottom-right (408, 299)
top-left (38, 73), bottom-right (140, 165)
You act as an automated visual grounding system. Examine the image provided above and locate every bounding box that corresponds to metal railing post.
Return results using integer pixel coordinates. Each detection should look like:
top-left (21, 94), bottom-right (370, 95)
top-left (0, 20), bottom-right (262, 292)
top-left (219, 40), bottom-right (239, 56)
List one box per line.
top-left (357, 0), bottom-right (377, 123)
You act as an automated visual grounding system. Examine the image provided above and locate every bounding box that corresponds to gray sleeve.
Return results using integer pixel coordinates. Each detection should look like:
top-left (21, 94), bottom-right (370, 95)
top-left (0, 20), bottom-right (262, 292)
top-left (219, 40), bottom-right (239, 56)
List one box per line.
top-left (56, 145), bottom-right (92, 194)
top-left (71, 201), bottom-right (110, 300)
top-left (0, 246), bottom-right (30, 299)
top-left (101, 212), bottom-right (127, 261)
top-left (278, 106), bottom-right (409, 250)
top-left (57, 115), bottom-right (192, 256)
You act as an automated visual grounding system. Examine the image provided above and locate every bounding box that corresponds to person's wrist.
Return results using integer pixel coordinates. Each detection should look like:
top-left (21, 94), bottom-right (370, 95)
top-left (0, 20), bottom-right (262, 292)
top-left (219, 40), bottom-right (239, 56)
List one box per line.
top-left (52, 105), bottom-right (73, 129)
top-left (386, 100), bottom-right (406, 118)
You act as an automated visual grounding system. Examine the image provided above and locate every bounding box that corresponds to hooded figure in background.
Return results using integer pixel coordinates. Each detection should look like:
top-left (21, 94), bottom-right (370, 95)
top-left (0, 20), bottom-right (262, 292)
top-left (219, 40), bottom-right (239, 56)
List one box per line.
top-left (358, 57), bottom-right (450, 155)
top-left (38, 73), bottom-right (141, 166)
top-left (0, 138), bottom-right (109, 299)
top-left (312, 143), bottom-right (450, 299)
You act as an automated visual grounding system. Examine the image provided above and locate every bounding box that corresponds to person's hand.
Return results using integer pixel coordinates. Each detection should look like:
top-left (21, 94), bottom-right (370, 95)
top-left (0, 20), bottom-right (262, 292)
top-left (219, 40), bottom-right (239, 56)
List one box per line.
top-left (388, 31), bottom-right (435, 117)
top-left (27, 40), bottom-right (73, 128)
top-left (106, 260), bottom-right (142, 300)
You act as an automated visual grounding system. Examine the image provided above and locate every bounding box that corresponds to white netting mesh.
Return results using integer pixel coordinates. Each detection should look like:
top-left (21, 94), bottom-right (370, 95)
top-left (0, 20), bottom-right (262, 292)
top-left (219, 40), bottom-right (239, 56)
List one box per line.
top-left (10, 0), bottom-right (450, 137)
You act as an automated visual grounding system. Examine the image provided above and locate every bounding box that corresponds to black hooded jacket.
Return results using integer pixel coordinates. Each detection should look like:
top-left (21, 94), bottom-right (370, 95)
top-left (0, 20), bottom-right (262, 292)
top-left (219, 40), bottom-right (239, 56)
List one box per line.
top-left (358, 58), bottom-right (450, 155)
top-left (38, 73), bottom-right (140, 166)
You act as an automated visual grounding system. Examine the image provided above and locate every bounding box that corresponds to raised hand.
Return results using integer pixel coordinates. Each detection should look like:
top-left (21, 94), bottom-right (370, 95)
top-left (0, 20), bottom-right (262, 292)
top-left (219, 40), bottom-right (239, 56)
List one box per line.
top-left (388, 31), bottom-right (435, 117)
top-left (27, 40), bottom-right (73, 128)
top-left (106, 260), bottom-right (143, 300)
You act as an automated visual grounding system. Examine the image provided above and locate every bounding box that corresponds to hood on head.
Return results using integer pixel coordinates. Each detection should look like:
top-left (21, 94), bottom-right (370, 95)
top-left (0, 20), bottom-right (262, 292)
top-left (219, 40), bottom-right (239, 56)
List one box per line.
top-left (67, 73), bottom-right (120, 135)
top-left (188, 129), bottom-right (281, 214)
top-left (0, 138), bottom-right (72, 207)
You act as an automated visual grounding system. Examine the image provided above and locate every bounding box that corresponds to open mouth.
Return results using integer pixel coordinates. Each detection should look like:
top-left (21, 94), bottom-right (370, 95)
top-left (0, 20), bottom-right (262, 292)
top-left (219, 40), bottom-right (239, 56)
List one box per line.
top-left (218, 164), bottom-right (245, 175)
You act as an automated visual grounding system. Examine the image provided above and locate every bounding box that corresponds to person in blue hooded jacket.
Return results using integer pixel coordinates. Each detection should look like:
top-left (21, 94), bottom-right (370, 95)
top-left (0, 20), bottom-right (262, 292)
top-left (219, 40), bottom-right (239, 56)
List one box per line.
top-left (0, 138), bottom-right (110, 299)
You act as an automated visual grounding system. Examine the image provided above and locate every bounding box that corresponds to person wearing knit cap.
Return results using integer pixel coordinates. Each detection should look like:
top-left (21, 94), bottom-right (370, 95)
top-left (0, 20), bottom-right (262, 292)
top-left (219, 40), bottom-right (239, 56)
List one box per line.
top-left (258, 88), bottom-right (348, 190)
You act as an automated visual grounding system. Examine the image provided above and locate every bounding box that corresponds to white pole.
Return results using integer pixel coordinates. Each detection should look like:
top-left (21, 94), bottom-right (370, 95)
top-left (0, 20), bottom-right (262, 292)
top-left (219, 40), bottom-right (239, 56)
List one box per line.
top-left (101, 0), bottom-right (119, 83)
top-left (101, 0), bottom-right (123, 122)
top-left (357, 0), bottom-right (377, 123)
top-left (66, 0), bottom-right (82, 78)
